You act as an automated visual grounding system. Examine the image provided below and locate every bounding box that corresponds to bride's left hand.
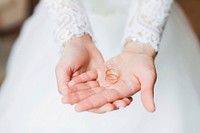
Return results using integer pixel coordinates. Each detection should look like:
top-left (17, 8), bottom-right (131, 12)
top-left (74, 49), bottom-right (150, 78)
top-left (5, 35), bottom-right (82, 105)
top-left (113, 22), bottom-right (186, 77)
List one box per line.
top-left (63, 42), bottom-right (157, 113)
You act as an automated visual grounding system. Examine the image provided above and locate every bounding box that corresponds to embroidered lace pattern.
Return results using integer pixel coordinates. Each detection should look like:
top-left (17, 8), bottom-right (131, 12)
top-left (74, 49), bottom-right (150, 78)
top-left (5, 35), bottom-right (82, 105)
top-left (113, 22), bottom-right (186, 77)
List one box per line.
top-left (44, 0), bottom-right (93, 44)
top-left (123, 0), bottom-right (173, 51)
top-left (44, 0), bottom-right (173, 51)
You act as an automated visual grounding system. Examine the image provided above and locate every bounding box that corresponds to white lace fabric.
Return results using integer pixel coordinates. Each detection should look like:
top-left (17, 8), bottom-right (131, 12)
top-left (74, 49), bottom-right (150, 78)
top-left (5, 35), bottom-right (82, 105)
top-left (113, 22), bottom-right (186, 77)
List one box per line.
top-left (44, 0), bottom-right (173, 51)
top-left (123, 0), bottom-right (174, 51)
top-left (44, 0), bottom-right (93, 44)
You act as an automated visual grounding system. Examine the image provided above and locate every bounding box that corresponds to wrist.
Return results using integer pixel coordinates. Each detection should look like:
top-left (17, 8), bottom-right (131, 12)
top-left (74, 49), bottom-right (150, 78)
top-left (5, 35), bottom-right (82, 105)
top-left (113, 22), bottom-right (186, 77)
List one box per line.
top-left (124, 42), bottom-right (156, 59)
top-left (63, 34), bottom-right (101, 59)
top-left (64, 34), bottom-right (93, 48)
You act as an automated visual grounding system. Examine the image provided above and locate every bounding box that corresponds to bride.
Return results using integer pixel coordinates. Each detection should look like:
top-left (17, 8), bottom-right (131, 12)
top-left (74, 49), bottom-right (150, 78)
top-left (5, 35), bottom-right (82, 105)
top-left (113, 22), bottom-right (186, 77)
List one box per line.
top-left (0, 0), bottom-right (200, 132)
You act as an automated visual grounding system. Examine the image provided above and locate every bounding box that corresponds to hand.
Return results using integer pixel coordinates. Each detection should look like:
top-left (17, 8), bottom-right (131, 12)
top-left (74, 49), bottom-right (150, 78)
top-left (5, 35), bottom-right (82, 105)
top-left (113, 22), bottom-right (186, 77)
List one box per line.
top-left (55, 34), bottom-right (103, 95)
top-left (64, 42), bottom-right (157, 113)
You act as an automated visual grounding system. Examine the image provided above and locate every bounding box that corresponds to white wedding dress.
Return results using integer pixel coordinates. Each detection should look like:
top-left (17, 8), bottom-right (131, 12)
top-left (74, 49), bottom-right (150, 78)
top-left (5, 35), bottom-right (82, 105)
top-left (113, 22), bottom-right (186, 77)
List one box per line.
top-left (0, 0), bottom-right (200, 133)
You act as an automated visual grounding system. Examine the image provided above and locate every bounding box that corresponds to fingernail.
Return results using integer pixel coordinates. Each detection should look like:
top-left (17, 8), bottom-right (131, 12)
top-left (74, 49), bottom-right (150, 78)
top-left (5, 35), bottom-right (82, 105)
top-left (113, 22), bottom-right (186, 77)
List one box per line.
top-left (128, 97), bottom-right (133, 101)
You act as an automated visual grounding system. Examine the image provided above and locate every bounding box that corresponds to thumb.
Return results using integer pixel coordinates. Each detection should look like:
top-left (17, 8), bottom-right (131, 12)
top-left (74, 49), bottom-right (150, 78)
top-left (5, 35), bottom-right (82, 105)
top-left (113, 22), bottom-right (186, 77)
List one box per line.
top-left (55, 62), bottom-right (72, 95)
top-left (140, 70), bottom-right (157, 112)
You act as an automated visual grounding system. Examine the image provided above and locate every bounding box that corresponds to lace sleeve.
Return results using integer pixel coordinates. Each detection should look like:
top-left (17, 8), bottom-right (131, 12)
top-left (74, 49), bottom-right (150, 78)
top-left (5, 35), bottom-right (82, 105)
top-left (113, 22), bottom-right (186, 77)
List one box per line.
top-left (44, 0), bottom-right (93, 45)
top-left (123, 0), bottom-right (174, 51)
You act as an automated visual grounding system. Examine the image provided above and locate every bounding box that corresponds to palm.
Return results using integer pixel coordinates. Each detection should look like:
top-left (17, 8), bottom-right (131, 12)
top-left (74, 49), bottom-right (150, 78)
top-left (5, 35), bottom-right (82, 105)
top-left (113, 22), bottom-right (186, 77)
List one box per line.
top-left (60, 43), bottom-right (103, 76)
top-left (55, 38), bottom-right (104, 95)
top-left (64, 52), bottom-right (156, 112)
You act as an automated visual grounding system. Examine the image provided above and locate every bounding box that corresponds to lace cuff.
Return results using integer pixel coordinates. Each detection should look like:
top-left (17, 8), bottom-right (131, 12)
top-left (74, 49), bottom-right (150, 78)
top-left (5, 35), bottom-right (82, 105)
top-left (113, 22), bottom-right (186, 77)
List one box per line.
top-left (44, 0), bottom-right (94, 45)
top-left (123, 0), bottom-right (174, 51)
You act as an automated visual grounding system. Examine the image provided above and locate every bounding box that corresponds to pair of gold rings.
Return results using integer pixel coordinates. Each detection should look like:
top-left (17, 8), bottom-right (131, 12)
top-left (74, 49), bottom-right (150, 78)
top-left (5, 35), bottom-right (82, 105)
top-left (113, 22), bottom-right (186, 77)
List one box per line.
top-left (105, 68), bottom-right (120, 84)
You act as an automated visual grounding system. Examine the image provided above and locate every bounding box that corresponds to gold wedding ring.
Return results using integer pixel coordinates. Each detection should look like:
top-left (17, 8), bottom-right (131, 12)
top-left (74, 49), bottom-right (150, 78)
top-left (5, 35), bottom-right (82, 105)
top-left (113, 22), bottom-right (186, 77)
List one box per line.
top-left (105, 68), bottom-right (120, 84)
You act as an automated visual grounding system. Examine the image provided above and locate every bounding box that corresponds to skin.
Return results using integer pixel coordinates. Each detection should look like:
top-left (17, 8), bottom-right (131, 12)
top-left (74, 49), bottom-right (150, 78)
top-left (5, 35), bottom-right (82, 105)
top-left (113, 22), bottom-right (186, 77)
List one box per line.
top-left (64, 42), bottom-right (157, 113)
top-left (56, 34), bottom-right (133, 113)
top-left (56, 34), bottom-right (157, 114)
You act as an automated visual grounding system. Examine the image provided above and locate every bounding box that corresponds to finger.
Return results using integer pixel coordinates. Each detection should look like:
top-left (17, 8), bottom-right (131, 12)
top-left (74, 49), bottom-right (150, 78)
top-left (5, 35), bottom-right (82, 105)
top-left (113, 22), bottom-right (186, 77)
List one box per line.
top-left (88, 103), bottom-right (116, 114)
top-left (87, 97), bottom-right (133, 114)
top-left (88, 97), bottom-right (133, 114)
top-left (124, 97), bottom-right (133, 104)
top-left (75, 89), bottom-right (121, 112)
top-left (72, 71), bottom-right (80, 77)
top-left (68, 70), bottom-right (98, 86)
top-left (55, 64), bottom-right (72, 95)
top-left (113, 97), bottom-right (133, 109)
top-left (62, 87), bottom-right (103, 104)
top-left (62, 81), bottom-right (99, 95)
top-left (140, 70), bottom-right (156, 112)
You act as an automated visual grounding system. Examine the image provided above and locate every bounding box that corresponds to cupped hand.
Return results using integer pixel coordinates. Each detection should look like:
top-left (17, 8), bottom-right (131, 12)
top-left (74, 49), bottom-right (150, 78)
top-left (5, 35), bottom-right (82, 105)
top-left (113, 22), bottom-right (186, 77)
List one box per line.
top-left (55, 34), bottom-right (104, 95)
top-left (63, 42), bottom-right (157, 113)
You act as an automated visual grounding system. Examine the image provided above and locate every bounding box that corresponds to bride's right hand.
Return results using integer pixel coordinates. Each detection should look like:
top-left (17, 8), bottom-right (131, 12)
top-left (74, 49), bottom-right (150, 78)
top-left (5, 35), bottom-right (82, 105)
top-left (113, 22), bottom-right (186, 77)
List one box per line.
top-left (55, 34), bottom-right (104, 95)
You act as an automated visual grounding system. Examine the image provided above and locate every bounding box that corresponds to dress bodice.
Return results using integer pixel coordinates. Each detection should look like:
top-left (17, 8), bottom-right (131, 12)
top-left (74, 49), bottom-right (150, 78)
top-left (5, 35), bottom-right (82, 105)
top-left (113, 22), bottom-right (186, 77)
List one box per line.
top-left (82, 0), bottom-right (131, 16)
top-left (44, 0), bottom-right (174, 51)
